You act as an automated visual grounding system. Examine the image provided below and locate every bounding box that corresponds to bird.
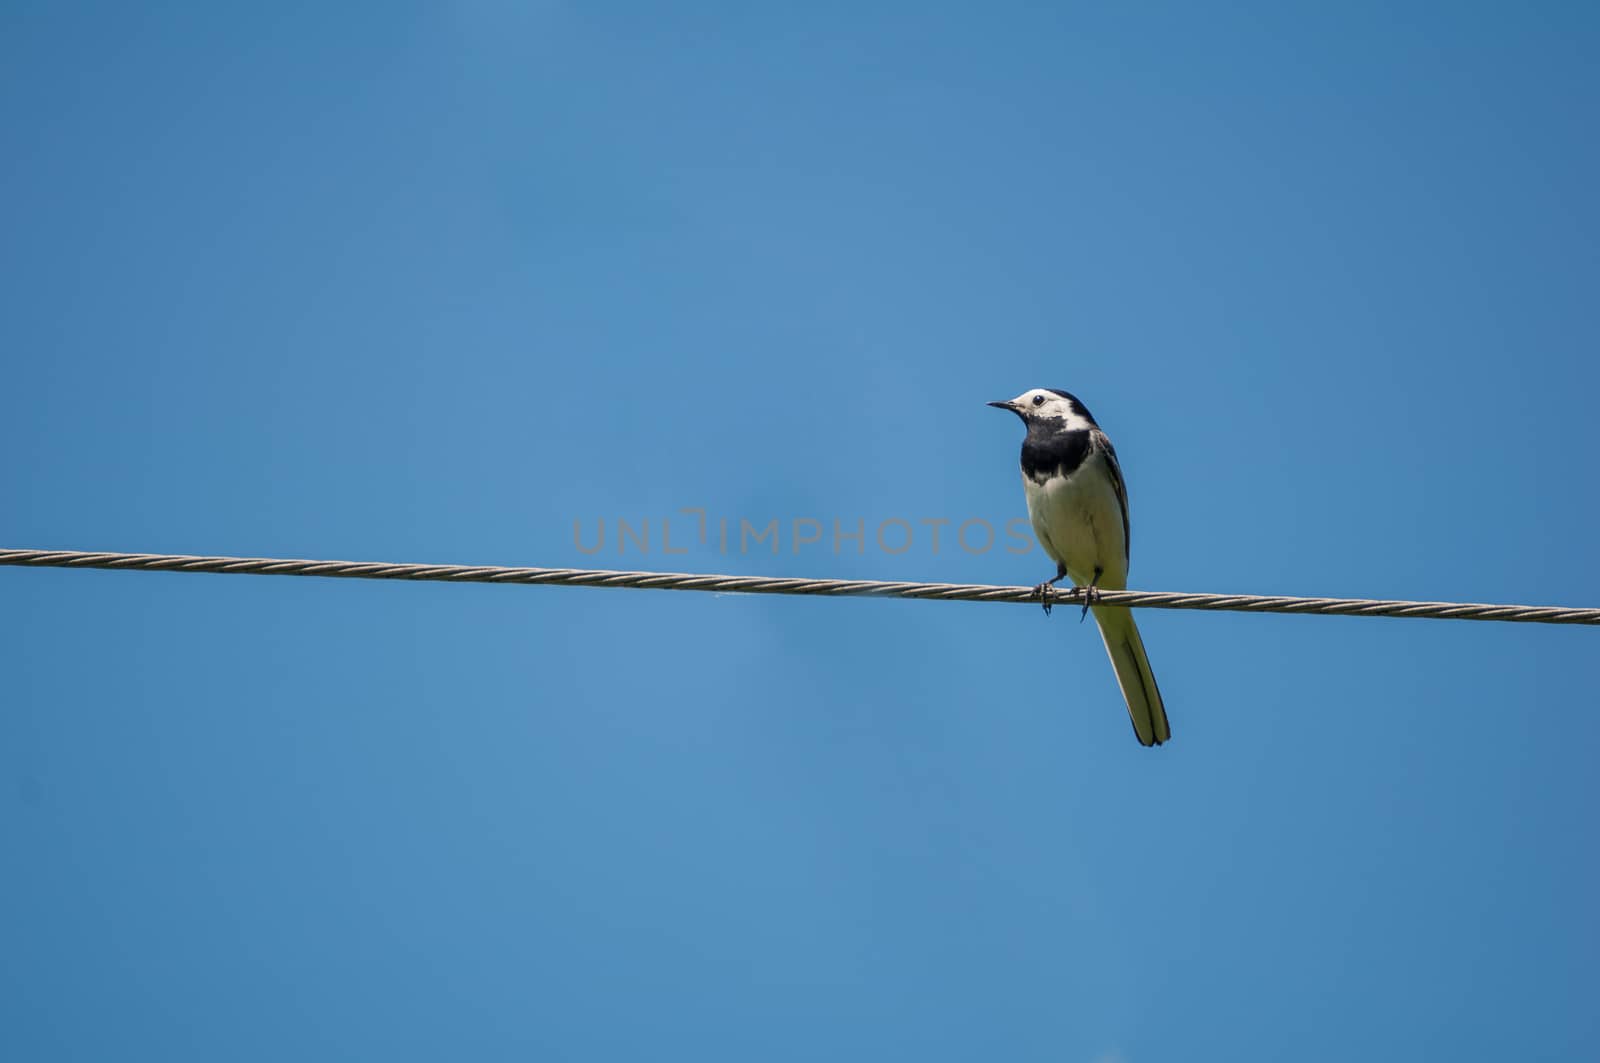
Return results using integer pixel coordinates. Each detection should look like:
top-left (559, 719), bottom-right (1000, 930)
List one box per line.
top-left (988, 388), bottom-right (1171, 746)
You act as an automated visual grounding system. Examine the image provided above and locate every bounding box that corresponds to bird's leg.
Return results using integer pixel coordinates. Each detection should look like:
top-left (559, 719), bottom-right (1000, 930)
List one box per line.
top-left (1080, 565), bottom-right (1104, 622)
top-left (1033, 563), bottom-right (1070, 616)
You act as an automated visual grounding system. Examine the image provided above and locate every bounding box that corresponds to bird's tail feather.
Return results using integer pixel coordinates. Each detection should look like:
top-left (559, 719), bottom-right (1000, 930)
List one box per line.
top-left (1090, 606), bottom-right (1170, 747)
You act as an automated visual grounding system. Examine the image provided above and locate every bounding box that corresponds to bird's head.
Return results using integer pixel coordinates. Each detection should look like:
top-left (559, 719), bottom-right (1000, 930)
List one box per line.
top-left (987, 388), bottom-right (1098, 430)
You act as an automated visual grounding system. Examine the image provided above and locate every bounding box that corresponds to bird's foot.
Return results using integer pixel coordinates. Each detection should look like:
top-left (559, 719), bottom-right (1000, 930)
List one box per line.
top-left (1078, 565), bottom-right (1105, 622)
top-left (1079, 584), bottom-right (1102, 623)
top-left (1033, 567), bottom-right (1070, 617)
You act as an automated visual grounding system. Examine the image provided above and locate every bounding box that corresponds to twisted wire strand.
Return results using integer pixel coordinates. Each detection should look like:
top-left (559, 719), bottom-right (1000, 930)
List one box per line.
top-left (2, 548), bottom-right (1596, 626)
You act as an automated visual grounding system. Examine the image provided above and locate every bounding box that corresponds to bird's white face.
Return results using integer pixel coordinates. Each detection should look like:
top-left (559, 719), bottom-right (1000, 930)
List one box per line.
top-left (991, 388), bottom-right (1095, 429)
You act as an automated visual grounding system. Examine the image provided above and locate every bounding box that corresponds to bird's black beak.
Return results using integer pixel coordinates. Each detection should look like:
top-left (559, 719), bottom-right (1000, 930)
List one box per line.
top-left (988, 400), bottom-right (1020, 413)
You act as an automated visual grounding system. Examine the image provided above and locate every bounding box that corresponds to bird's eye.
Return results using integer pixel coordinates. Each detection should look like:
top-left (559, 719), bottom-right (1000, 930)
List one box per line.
top-left (1032, 394), bottom-right (1045, 407)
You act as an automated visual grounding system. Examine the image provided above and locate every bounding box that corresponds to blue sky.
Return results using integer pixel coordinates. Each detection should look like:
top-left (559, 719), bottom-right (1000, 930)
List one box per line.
top-left (3, 3), bottom-right (1598, 1060)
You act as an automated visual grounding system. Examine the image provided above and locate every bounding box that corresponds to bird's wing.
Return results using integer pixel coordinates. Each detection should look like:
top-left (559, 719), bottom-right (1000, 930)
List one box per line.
top-left (1092, 431), bottom-right (1131, 562)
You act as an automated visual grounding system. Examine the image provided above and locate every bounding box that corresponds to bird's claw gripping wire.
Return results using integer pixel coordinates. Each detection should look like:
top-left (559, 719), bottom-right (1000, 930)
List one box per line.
top-left (1078, 565), bottom-right (1105, 622)
top-left (1034, 565), bottom-right (1072, 616)
top-left (1033, 581), bottom-right (1101, 620)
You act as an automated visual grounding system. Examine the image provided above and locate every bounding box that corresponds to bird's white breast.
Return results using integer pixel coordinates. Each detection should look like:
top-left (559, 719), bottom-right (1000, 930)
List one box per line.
top-left (1022, 448), bottom-right (1129, 589)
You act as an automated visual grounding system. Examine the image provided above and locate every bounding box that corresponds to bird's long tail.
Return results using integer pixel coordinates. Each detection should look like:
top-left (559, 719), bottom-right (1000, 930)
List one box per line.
top-left (1090, 606), bottom-right (1171, 747)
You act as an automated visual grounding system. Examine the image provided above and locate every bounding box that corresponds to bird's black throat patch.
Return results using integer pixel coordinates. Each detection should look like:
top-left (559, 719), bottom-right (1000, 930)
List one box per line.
top-left (1020, 421), bottom-right (1092, 484)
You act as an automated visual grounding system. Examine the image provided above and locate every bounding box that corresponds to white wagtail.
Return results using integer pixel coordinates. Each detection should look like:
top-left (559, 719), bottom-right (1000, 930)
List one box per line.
top-left (989, 388), bottom-right (1171, 746)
